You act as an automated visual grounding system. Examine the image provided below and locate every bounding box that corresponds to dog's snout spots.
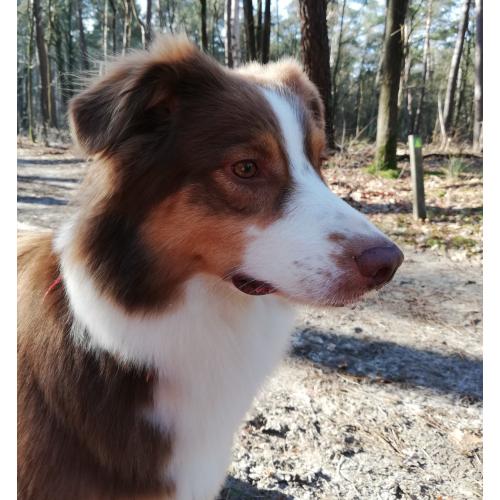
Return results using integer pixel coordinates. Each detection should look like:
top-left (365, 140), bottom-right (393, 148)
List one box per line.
top-left (328, 233), bottom-right (347, 244)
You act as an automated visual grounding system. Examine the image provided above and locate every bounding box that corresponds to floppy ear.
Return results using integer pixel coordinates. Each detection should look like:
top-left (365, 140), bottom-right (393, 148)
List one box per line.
top-left (236, 58), bottom-right (326, 133)
top-left (69, 35), bottom-right (220, 156)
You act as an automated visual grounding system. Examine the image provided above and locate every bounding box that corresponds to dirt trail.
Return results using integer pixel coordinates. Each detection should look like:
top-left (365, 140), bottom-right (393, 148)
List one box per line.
top-left (17, 143), bottom-right (482, 499)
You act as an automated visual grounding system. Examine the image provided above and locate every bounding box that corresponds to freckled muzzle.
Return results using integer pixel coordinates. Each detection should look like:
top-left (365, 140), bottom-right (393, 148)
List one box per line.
top-left (320, 239), bottom-right (405, 306)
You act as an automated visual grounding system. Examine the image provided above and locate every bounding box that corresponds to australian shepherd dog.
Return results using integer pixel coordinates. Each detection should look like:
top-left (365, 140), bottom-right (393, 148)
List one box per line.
top-left (18, 35), bottom-right (403, 500)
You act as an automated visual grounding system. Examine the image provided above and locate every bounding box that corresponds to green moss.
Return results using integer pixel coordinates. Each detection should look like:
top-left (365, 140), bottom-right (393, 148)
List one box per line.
top-left (365, 163), bottom-right (400, 179)
top-left (425, 236), bottom-right (445, 248)
top-left (449, 236), bottom-right (477, 249)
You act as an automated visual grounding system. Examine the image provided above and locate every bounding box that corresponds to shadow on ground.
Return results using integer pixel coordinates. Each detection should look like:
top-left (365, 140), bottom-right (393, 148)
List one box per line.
top-left (218, 477), bottom-right (294, 499)
top-left (18, 175), bottom-right (81, 184)
top-left (342, 197), bottom-right (483, 217)
top-left (17, 195), bottom-right (68, 206)
top-left (18, 158), bottom-right (84, 166)
top-left (291, 328), bottom-right (482, 402)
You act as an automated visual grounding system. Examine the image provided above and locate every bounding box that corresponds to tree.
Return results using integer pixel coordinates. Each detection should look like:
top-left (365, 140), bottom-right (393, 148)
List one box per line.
top-left (200, 0), bottom-right (208, 52)
top-left (414, 0), bottom-right (433, 135)
top-left (109, 0), bottom-right (117, 54)
top-left (442, 0), bottom-right (471, 136)
top-left (331, 0), bottom-right (347, 145)
top-left (103, 0), bottom-right (109, 61)
top-left (298, 0), bottom-right (333, 147)
top-left (146, 0), bottom-right (153, 46)
top-left (33, 0), bottom-right (50, 136)
top-left (473, 0), bottom-right (482, 151)
top-left (47, 0), bottom-right (58, 128)
top-left (398, 9), bottom-right (413, 135)
top-left (243, 0), bottom-right (256, 60)
top-left (256, 0), bottom-right (262, 58)
top-left (122, 0), bottom-right (132, 54)
top-left (375, 0), bottom-right (409, 170)
top-left (261, 0), bottom-right (270, 63)
top-left (77, 0), bottom-right (90, 70)
top-left (231, 0), bottom-right (241, 66)
top-left (65, 0), bottom-right (75, 98)
top-left (224, 0), bottom-right (233, 67)
top-left (130, 0), bottom-right (151, 49)
top-left (454, 29), bottom-right (473, 134)
top-left (26, 0), bottom-right (35, 141)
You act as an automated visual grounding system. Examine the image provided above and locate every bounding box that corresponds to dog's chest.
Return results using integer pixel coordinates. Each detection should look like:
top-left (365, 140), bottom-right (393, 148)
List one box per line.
top-left (63, 265), bottom-right (296, 500)
top-left (147, 280), bottom-right (296, 500)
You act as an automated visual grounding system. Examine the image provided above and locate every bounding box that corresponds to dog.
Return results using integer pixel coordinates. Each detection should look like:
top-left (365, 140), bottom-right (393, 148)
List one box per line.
top-left (17, 35), bottom-right (403, 500)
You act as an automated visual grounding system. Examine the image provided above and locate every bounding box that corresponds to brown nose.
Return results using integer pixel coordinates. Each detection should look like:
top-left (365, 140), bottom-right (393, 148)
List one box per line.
top-left (355, 245), bottom-right (404, 286)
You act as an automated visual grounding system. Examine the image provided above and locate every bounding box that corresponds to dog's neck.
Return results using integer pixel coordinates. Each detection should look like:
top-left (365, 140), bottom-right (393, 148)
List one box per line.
top-left (56, 219), bottom-right (297, 372)
top-left (54, 219), bottom-right (298, 499)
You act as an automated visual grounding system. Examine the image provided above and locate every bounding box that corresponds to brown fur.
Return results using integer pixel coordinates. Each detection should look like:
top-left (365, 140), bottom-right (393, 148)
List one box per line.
top-left (18, 35), bottom-right (326, 500)
top-left (18, 233), bottom-right (172, 500)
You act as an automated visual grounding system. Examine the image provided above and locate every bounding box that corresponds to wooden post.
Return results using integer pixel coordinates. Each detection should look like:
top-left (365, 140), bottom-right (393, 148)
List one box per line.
top-left (408, 134), bottom-right (426, 220)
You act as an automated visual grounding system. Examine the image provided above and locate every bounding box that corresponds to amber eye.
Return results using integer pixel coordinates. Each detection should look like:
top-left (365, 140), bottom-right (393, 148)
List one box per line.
top-left (232, 160), bottom-right (258, 179)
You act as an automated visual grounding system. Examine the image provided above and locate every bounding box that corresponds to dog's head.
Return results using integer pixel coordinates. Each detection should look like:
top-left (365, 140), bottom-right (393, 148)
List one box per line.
top-left (67, 35), bottom-right (403, 312)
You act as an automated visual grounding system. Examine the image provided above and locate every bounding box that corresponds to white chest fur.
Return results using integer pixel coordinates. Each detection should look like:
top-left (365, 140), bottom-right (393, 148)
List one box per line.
top-left (60, 257), bottom-right (296, 500)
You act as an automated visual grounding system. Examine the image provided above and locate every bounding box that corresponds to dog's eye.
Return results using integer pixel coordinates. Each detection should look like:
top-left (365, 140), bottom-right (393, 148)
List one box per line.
top-left (232, 160), bottom-right (258, 179)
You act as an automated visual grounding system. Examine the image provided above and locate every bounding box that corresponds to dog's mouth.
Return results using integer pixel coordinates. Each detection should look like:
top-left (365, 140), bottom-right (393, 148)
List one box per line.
top-left (231, 274), bottom-right (277, 296)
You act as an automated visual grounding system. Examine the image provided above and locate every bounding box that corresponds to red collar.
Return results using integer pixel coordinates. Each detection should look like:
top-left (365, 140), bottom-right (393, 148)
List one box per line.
top-left (44, 275), bottom-right (62, 300)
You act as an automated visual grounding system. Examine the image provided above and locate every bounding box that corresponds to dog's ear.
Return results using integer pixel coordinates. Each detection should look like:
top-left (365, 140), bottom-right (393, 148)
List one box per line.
top-left (69, 35), bottom-right (223, 156)
top-left (236, 59), bottom-right (326, 134)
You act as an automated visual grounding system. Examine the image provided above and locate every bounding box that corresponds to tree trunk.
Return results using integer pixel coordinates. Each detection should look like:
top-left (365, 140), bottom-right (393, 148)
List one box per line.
top-left (454, 30), bottom-right (472, 135)
top-left (27, 0), bottom-right (35, 142)
top-left (473, 0), bottom-right (482, 151)
top-left (77, 0), bottom-right (90, 71)
top-left (261, 0), bottom-right (270, 63)
top-left (399, 19), bottom-right (413, 135)
top-left (18, 69), bottom-right (25, 134)
top-left (331, 0), bottom-right (346, 145)
top-left (103, 0), bottom-right (108, 62)
top-left (158, 0), bottom-right (166, 31)
top-left (47, 0), bottom-right (58, 128)
top-left (146, 0), bottom-right (152, 46)
top-left (375, 14), bottom-right (387, 89)
top-left (200, 0), bottom-right (208, 51)
top-left (355, 50), bottom-right (366, 138)
top-left (54, 23), bottom-right (66, 108)
top-left (231, 0), bottom-right (241, 66)
top-left (130, 0), bottom-right (147, 49)
top-left (256, 0), bottom-right (262, 58)
top-left (375, 0), bottom-right (409, 170)
top-left (166, 0), bottom-right (176, 32)
top-left (109, 0), bottom-right (117, 54)
top-left (225, 0), bottom-right (233, 67)
top-left (443, 0), bottom-right (471, 135)
top-left (122, 0), bottom-right (132, 54)
top-left (50, 4), bottom-right (67, 120)
top-left (414, 0), bottom-right (432, 135)
top-left (33, 0), bottom-right (50, 137)
top-left (299, 0), bottom-right (333, 147)
top-left (66, 0), bottom-right (74, 98)
top-left (243, 0), bottom-right (256, 60)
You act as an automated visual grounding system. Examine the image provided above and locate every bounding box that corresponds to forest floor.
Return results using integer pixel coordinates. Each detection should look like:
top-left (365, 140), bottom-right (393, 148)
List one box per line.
top-left (17, 140), bottom-right (483, 500)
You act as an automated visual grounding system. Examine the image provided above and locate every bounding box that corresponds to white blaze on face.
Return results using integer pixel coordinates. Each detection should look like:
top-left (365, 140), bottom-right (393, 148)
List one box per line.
top-left (241, 87), bottom-right (391, 303)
